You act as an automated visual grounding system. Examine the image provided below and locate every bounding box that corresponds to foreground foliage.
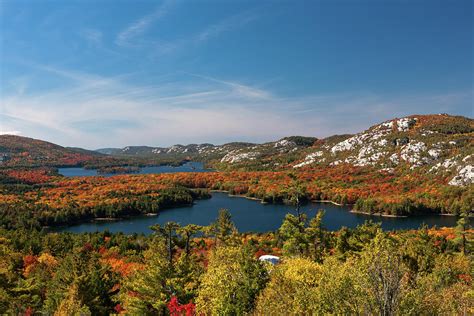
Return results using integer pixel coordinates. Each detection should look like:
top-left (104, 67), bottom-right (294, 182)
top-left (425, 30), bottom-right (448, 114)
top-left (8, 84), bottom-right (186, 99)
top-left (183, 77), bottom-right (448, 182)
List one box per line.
top-left (0, 209), bottom-right (472, 315)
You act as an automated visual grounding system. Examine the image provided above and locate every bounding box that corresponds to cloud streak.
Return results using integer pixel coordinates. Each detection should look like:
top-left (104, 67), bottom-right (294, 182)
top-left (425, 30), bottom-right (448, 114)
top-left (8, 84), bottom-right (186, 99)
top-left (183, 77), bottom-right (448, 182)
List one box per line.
top-left (194, 10), bottom-right (258, 43)
top-left (80, 28), bottom-right (103, 45)
top-left (127, 9), bottom-right (260, 57)
top-left (116, 0), bottom-right (175, 47)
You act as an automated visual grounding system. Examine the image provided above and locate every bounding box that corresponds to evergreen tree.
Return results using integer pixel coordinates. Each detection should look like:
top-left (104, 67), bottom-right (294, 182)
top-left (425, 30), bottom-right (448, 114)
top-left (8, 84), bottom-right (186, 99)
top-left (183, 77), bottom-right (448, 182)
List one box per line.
top-left (305, 210), bottom-right (326, 262)
top-left (119, 238), bottom-right (170, 315)
top-left (151, 222), bottom-right (180, 265)
top-left (171, 252), bottom-right (204, 303)
top-left (456, 211), bottom-right (471, 255)
top-left (207, 209), bottom-right (238, 246)
top-left (286, 172), bottom-right (307, 224)
top-left (278, 213), bottom-right (308, 256)
top-left (177, 224), bottom-right (202, 257)
top-left (44, 250), bottom-right (116, 315)
top-left (335, 226), bottom-right (351, 258)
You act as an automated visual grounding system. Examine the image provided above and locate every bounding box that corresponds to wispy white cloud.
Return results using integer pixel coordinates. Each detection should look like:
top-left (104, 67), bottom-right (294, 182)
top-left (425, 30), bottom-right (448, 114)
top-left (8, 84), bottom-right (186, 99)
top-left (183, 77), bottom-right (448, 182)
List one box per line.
top-left (116, 0), bottom-right (175, 47)
top-left (183, 72), bottom-right (272, 100)
top-left (1, 64), bottom-right (471, 149)
top-left (194, 10), bottom-right (258, 43)
top-left (141, 10), bottom-right (260, 57)
top-left (79, 28), bottom-right (103, 45)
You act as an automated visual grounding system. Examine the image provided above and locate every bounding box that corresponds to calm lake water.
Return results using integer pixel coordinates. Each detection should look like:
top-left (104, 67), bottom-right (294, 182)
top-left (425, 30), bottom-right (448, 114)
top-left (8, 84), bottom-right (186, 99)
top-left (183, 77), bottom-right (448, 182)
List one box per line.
top-left (56, 192), bottom-right (458, 234)
top-left (58, 161), bottom-right (210, 177)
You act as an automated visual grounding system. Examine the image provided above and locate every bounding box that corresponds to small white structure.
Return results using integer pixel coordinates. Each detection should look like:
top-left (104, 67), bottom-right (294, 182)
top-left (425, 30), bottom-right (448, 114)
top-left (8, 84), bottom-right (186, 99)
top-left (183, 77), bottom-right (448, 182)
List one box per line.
top-left (258, 255), bottom-right (280, 265)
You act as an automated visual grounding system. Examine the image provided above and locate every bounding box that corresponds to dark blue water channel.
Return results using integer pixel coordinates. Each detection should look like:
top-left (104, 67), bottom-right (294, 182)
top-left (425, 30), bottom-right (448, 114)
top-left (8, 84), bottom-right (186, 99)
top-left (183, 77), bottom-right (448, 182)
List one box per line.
top-left (58, 161), bottom-right (210, 177)
top-left (55, 192), bottom-right (458, 234)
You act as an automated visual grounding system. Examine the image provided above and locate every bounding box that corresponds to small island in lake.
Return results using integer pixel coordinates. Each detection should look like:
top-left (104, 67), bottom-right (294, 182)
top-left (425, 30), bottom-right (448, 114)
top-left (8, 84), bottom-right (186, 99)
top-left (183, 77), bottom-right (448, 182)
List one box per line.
top-left (96, 166), bottom-right (140, 174)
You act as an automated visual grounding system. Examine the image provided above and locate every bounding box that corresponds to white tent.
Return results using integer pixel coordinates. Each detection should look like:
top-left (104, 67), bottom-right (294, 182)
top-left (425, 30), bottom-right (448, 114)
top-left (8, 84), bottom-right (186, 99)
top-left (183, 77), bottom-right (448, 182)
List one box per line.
top-left (258, 255), bottom-right (280, 265)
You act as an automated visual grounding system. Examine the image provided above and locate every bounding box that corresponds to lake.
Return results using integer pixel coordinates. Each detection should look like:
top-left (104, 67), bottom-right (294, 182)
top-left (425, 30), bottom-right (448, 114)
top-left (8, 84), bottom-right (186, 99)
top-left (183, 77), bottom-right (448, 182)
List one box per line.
top-left (58, 161), bottom-right (210, 177)
top-left (55, 192), bottom-right (458, 234)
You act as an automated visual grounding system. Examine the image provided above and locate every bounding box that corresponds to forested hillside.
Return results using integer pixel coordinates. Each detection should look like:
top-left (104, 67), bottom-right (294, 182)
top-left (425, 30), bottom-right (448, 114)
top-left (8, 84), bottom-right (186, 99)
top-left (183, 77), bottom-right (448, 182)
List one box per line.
top-left (0, 135), bottom-right (189, 169)
top-left (0, 135), bottom-right (106, 167)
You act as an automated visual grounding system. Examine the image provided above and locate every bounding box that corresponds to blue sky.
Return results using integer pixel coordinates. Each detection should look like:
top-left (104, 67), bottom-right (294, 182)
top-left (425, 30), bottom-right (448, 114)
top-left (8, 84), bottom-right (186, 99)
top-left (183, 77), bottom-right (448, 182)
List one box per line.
top-left (0, 0), bottom-right (472, 149)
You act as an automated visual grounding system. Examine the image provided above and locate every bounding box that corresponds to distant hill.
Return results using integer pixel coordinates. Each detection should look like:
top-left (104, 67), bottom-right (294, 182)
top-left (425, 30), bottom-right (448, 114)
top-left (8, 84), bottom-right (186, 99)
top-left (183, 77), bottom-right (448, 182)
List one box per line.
top-left (2, 114), bottom-right (472, 187)
top-left (95, 143), bottom-right (257, 157)
top-left (95, 137), bottom-right (318, 165)
top-left (0, 135), bottom-right (106, 167)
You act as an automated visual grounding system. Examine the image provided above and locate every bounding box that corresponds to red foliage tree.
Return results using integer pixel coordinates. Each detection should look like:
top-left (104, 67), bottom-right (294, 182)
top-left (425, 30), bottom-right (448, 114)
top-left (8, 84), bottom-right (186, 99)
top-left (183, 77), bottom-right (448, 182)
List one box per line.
top-left (167, 296), bottom-right (196, 316)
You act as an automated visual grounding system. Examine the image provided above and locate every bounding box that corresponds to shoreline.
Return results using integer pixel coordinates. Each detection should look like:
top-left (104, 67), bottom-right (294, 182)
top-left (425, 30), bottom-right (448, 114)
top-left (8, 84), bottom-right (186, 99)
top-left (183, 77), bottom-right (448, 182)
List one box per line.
top-left (210, 191), bottom-right (456, 219)
top-left (210, 190), bottom-right (268, 203)
top-left (311, 199), bottom-right (347, 206)
top-left (211, 190), bottom-right (351, 207)
top-left (228, 194), bottom-right (264, 202)
top-left (93, 217), bottom-right (124, 221)
top-left (349, 210), bottom-right (408, 218)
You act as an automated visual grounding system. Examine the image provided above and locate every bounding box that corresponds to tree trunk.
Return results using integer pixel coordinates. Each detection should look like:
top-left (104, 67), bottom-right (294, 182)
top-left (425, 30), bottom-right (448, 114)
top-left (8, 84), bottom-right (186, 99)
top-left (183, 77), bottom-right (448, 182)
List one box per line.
top-left (462, 233), bottom-right (466, 255)
top-left (168, 230), bottom-right (173, 265)
top-left (185, 233), bottom-right (190, 257)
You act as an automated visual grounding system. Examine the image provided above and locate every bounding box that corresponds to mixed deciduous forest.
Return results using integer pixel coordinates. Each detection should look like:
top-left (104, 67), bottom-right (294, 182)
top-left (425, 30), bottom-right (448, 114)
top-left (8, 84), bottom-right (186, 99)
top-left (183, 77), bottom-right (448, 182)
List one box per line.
top-left (0, 165), bottom-right (472, 230)
top-left (0, 210), bottom-right (472, 315)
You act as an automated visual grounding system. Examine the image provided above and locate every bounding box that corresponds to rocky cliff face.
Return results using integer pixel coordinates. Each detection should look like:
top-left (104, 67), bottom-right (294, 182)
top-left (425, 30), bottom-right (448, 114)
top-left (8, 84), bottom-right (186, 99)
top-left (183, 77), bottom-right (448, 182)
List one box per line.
top-left (290, 114), bottom-right (473, 187)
